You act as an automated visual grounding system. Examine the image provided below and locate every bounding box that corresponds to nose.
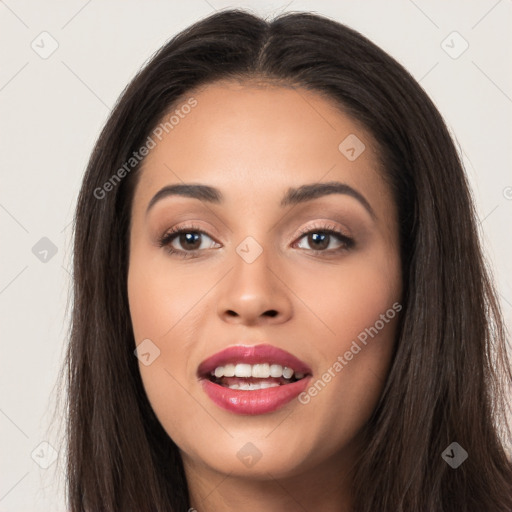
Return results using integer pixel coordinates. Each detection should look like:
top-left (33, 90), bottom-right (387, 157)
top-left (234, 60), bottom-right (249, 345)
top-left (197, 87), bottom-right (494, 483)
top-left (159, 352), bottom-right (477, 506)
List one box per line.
top-left (216, 247), bottom-right (293, 326)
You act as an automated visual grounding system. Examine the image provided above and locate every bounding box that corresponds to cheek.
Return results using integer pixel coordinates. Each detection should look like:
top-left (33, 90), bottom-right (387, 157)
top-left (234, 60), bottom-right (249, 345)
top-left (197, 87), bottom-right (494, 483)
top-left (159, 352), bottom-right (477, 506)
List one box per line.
top-left (127, 252), bottom-right (209, 447)
top-left (127, 251), bottom-right (208, 344)
top-left (294, 249), bottom-right (401, 437)
top-left (296, 248), bottom-right (401, 352)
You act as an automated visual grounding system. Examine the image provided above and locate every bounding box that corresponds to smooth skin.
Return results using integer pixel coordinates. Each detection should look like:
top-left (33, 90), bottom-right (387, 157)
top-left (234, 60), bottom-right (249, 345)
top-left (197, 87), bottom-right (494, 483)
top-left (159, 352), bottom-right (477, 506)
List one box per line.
top-left (127, 80), bottom-right (402, 512)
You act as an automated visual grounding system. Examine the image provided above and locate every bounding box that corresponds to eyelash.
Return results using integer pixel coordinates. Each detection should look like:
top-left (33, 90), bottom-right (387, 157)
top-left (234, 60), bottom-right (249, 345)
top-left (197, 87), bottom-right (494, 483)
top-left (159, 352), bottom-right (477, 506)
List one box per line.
top-left (157, 222), bottom-right (355, 259)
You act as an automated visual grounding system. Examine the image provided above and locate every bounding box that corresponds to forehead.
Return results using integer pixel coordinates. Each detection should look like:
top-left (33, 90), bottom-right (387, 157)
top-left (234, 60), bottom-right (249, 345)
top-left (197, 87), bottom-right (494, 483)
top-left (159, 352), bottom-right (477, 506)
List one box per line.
top-left (133, 80), bottom-right (390, 216)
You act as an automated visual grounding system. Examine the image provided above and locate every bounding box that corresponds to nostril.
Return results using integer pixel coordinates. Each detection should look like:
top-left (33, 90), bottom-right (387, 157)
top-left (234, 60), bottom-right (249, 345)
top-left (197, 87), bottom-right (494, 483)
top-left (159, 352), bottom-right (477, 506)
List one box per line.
top-left (224, 310), bottom-right (278, 318)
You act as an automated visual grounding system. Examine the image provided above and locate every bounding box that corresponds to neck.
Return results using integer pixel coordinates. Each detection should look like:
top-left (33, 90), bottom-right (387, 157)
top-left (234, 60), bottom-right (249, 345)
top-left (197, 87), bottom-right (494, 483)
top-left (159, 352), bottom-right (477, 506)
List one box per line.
top-left (183, 448), bottom-right (357, 512)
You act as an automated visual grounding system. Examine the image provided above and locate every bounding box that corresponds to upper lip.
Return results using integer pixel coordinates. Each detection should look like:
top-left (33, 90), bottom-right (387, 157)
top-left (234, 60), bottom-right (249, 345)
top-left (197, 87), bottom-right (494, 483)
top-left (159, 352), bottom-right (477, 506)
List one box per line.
top-left (197, 343), bottom-right (312, 378)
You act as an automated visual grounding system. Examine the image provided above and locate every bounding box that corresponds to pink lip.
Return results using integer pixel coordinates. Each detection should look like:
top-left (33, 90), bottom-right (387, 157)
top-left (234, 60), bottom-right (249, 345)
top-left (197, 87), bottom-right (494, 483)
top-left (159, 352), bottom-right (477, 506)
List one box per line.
top-left (201, 377), bottom-right (312, 415)
top-left (197, 344), bottom-right (313, 415)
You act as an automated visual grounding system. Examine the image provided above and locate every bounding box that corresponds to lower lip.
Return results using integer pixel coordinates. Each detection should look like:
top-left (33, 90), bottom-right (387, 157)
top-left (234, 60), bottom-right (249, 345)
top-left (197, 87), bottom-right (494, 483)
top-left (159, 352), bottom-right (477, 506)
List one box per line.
top-left (201, 377), bottom-right (311, 415)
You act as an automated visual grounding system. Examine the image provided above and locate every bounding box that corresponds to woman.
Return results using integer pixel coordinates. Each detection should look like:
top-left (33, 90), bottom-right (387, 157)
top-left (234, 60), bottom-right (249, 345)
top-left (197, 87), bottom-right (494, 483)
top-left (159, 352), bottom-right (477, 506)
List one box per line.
top-left (66, 9), bottom-right (512, 511)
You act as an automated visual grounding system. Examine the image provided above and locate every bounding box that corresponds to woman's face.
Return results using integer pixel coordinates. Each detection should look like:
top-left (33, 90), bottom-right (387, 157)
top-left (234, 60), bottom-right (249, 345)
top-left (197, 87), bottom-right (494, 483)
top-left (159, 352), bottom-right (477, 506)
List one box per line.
top-left (128, 81), bottom-right (401, 483)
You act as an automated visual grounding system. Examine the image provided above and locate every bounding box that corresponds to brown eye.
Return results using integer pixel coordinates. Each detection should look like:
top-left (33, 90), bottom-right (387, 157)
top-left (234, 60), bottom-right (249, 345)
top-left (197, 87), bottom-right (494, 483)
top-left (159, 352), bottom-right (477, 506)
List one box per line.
top-left (158, 225), bottom-right (220, 258)
top-left (295, 226), bottom-right (354, 253)
top-left (175, 232), bottom-right (203, 251)
top-left (304, 232), bottom-right (330, 250)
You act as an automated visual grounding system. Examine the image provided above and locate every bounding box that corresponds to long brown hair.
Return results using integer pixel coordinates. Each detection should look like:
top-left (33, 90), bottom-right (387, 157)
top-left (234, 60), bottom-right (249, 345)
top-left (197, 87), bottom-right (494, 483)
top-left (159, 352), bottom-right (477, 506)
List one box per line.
top-left (65, 9), bottom-right (512, 511)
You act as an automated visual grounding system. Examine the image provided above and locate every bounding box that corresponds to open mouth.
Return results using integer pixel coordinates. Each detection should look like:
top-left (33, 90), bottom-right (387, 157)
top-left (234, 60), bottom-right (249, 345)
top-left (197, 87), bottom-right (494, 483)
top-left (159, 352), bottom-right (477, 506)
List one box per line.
top-left (207, 363), bottom-right (308, 390)
top-left (197, 344), bottom-right (313, 414)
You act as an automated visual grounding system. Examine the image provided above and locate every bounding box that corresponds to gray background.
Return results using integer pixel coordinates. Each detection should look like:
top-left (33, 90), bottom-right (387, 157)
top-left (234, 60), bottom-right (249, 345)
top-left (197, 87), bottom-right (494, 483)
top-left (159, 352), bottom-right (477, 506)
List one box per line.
top-left (1, 1), bottom-right (511, 510)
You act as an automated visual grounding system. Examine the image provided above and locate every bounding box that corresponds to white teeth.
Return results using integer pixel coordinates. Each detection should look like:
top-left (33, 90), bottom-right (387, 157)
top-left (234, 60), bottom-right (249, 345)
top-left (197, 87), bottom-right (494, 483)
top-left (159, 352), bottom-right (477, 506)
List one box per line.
top-left (260, 381), bottom-right (280, 389)
top-left (231, 381), bottom-right (280, 390)
top-left (234, 363), bottom-right (252, 378)
top-left (223, 364), bottom-right (235, 377)
top-left (282, 367), bottom-right (294, 379)
top-left (269, 364), bottom-right (283, 377)
top-left (251, 363), bottom-right (270, 378)
top-left (210, 362), bottom-right (305, 380)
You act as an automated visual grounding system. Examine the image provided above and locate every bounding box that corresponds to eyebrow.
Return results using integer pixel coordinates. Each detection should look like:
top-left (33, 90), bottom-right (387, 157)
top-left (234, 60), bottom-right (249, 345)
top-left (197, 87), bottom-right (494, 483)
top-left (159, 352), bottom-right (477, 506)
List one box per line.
top-left (146, 181), bottom-right (375, 218)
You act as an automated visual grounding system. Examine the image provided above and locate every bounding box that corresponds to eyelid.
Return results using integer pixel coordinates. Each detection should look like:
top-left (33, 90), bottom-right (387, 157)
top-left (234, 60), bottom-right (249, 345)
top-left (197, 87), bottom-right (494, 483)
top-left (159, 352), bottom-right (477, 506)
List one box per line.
top-left (293, 220), bottom-right (352, 240)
